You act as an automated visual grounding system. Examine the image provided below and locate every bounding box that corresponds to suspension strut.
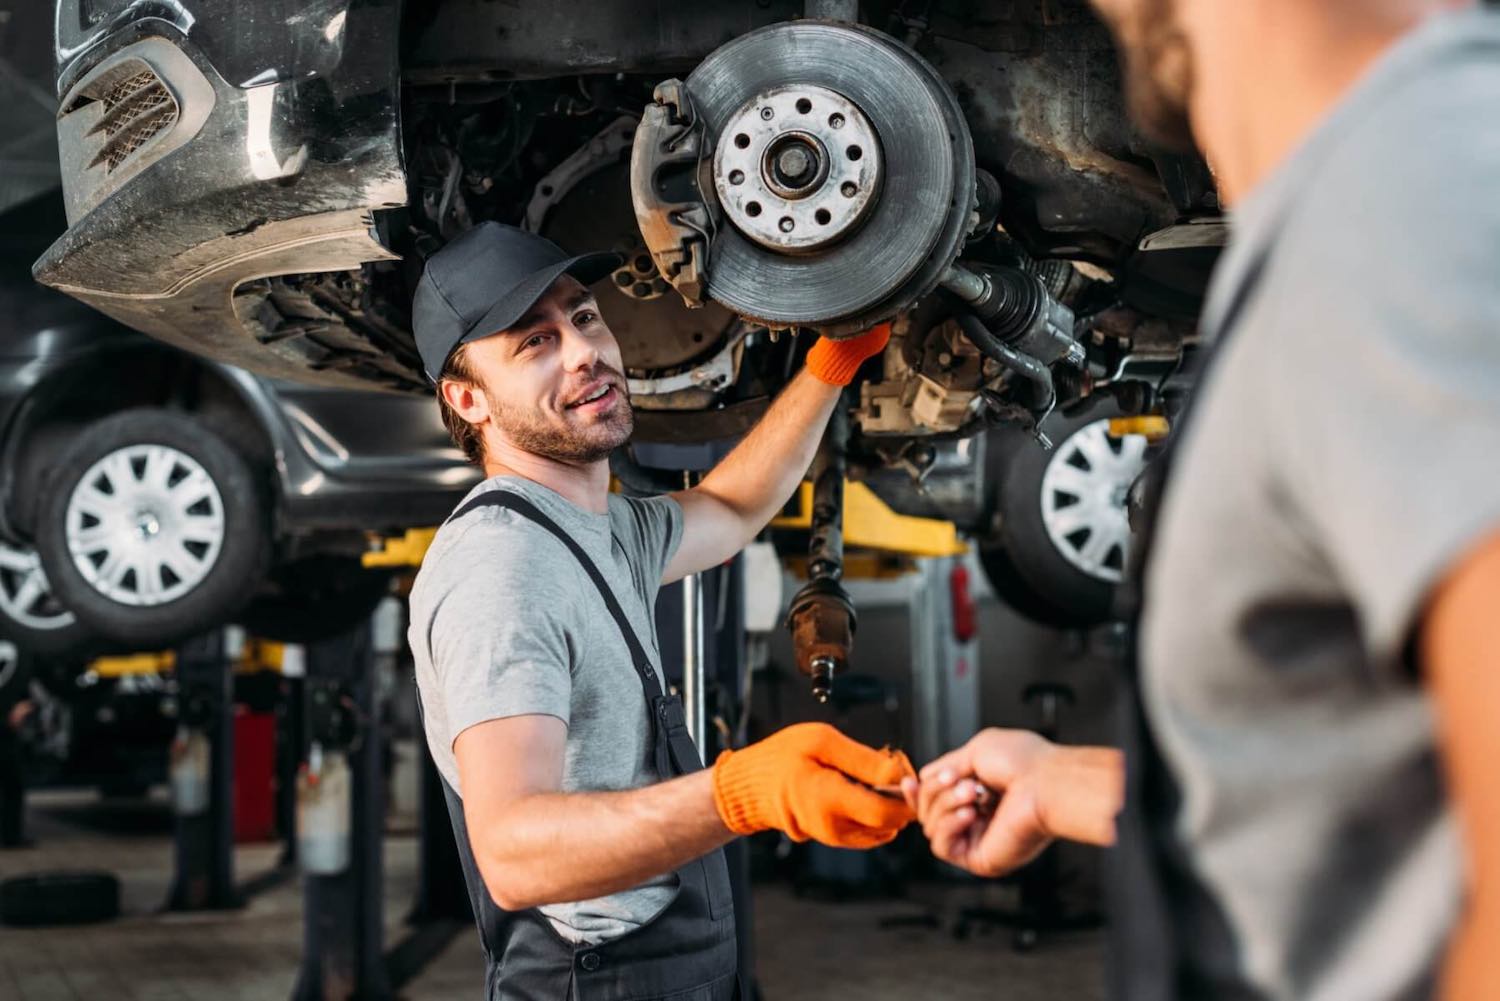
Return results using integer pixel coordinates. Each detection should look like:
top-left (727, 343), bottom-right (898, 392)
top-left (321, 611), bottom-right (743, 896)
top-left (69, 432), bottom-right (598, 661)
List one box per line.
top-left (786, 399), bottom-right (857, 702)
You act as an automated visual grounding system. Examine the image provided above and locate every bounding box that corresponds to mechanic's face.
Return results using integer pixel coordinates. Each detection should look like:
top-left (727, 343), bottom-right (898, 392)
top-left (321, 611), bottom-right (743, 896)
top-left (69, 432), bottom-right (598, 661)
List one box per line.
top-left (1090, 0), bottom-right (1197, 151)
top-left (455, 275), bottom-right (633, 466)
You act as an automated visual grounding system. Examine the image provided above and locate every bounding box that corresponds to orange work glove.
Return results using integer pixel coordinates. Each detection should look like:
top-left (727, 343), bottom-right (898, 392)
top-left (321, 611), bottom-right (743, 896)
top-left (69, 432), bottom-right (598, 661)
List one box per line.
top-left (805, 322), bottom-right (892, 386)
top-left (712, 722), bottom-right (916, 849)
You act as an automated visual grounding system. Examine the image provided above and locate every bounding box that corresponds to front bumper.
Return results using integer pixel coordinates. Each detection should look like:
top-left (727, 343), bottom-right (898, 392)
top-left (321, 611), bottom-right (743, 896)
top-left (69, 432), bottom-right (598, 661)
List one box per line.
top-left (33, 2), bottom-right (413, 391)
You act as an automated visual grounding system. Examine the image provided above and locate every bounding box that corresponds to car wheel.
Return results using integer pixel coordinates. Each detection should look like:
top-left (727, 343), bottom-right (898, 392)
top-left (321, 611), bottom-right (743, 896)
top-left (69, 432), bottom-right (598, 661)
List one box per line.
top-left (237, 556), bottom-right (394, 644)
top-left (981, 402), bottom-right (1150, 628)
top-left (35, 409), bottom-right (271, 650)
top-left (0, 541), bottom-right (100, 659)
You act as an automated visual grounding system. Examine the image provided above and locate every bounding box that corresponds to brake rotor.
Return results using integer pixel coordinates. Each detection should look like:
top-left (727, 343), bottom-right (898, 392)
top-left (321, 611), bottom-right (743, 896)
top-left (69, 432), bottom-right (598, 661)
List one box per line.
top-left (634, 21), bottom-right (975, 336)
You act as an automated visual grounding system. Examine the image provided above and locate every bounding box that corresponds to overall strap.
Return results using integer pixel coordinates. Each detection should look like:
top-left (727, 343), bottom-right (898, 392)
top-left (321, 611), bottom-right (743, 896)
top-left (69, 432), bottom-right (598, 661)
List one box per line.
top-left (448, 490), bottom-right (703, 777)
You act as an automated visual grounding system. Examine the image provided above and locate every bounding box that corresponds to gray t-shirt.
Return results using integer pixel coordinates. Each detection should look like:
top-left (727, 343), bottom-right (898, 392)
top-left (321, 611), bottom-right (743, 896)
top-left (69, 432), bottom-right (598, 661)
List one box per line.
top-left (408, 475), bottom-right (684, 945)
top-left (1140, 9), bottom-right (1500, 1000)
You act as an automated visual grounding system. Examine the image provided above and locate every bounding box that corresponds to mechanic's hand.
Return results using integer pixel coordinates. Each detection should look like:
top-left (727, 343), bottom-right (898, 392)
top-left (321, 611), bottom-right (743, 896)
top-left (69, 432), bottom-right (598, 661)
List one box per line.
top-left (805, 322), bottom-right (892, 386)
top-left (712, 722), bottom-right (915, 848)
top-left (900, 728), bottom-right (1058, 877)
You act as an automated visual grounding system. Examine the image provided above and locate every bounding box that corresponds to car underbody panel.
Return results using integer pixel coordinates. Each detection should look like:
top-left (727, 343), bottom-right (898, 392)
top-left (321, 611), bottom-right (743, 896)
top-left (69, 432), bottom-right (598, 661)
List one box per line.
top-left (33, 0), bottom-right (1213, 564)
top-left (35, 0), bottom-right (1208, 393)
top-left (34, 0), bottom-right (417, 392)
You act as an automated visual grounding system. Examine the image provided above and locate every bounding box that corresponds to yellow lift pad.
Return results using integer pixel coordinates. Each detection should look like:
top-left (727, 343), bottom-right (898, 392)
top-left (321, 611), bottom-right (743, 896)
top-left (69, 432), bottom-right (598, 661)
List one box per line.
top-left (771, 480), bottom-right (967, 559)
top-left (363, 477), bottom-right (967, 570)
top-left (363, 527), bottom-right (439, 569)
top-left (1108, 415), bottom-right (1170, 442)
top-left (90, 636), bottom-right (292, 678)
top-left (91, 650), bottom-right (176, 679)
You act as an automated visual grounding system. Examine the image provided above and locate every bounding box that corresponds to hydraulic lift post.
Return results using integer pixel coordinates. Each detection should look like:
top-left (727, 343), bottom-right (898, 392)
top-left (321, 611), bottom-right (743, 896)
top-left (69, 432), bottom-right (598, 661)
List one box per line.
top-left (165, 629), bottom-right (240, 911)
top-left (290, 620), bottom-right (392, 1001)
top-left (275, 644), bottom-right (306, 866)
top-left (907, 556), bottom-right (981, 767)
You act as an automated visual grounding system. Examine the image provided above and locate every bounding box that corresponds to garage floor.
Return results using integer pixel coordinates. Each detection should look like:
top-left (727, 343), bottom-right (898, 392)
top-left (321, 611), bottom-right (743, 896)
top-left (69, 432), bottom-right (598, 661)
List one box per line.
top-left (0, 789), bottom-right (1106, 1000)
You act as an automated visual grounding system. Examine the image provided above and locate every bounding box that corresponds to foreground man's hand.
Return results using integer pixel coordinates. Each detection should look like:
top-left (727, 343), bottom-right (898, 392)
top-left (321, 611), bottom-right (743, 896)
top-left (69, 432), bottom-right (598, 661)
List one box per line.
top-left (712, 722), bottom-right (916, 848)
top-left (900, 728), bottom-right (1125, 877)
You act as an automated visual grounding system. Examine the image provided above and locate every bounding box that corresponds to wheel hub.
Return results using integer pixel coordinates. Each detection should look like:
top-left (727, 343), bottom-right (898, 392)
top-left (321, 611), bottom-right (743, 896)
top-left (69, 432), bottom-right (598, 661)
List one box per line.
top-left (713, 84), bottom-right (881, 254)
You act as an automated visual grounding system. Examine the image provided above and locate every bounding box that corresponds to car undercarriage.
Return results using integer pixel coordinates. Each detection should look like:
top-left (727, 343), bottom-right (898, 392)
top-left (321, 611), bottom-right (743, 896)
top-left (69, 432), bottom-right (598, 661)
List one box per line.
top-left (33, 0), bottom-right (1222, 627)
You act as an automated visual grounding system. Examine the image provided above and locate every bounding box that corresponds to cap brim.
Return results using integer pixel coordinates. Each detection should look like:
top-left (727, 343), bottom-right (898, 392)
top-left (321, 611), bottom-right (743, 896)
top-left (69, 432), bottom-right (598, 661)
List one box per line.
top-left (456, 250), bottom-right (624, 357)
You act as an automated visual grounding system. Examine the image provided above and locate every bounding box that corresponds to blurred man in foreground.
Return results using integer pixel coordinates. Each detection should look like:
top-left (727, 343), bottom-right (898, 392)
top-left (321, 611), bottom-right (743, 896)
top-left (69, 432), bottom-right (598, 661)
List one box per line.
top-left (906, 2), bottom-right (1500, 998)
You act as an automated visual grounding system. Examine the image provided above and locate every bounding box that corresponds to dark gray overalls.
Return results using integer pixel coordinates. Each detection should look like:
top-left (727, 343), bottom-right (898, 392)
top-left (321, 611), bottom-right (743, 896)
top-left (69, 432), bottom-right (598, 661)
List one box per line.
top-left (430, 491), bottom-right (740, 1001)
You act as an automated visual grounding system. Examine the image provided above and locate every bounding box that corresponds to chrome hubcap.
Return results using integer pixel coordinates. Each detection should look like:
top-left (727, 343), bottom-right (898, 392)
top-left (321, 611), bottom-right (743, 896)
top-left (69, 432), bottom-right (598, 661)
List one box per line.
top-left (0, 542), bottom-right (74, 631)
top-left (1039, 420), bottom-right (1149, 584)
top-left (65, 444), bottom-right (225, 607)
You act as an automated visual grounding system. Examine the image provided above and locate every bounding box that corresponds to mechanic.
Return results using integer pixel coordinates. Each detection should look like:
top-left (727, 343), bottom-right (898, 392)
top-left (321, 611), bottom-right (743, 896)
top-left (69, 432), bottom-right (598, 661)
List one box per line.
top-left (904, 1), bottom-right (1500, 999)
top-left (406, 221), bottom-right (914, 1000)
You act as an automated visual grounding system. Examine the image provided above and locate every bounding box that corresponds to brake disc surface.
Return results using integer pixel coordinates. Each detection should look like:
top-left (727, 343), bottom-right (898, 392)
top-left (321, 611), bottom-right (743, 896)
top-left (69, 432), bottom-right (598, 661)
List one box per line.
top-left (660, 21), bottom-right (976, 334)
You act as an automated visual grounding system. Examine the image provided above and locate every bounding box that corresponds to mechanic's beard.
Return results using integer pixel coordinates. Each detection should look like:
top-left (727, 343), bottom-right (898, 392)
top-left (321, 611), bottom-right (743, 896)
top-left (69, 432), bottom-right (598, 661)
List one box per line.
top-left (488, 376), bottom-right (635, 466)
top-left (1105, 0), bottom-right (1197, 152)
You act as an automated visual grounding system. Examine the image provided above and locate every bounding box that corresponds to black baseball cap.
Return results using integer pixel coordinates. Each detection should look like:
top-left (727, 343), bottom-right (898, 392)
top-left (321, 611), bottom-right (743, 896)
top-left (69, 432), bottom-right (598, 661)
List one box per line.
top-left (412, 222), bottom-right (622, 381)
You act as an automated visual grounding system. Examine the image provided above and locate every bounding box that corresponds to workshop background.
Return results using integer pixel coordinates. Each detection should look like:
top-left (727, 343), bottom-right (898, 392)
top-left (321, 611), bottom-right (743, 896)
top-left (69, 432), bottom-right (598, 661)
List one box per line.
top-left (0, 1), bottom-right (1213, 998)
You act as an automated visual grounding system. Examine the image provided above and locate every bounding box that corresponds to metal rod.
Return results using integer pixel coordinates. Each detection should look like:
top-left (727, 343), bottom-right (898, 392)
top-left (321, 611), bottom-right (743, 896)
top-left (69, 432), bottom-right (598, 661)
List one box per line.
top-left (788, 400), bottom-right (856, 703)
top-left (682, 570), bottom-right (706, 749)
top-left (940, 264), bottom-right (991, 305)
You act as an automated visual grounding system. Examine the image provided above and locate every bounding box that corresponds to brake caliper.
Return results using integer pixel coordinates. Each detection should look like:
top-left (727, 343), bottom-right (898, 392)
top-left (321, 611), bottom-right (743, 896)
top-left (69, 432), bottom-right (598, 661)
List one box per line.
top-left (629, 79), bottom-right (717, 308)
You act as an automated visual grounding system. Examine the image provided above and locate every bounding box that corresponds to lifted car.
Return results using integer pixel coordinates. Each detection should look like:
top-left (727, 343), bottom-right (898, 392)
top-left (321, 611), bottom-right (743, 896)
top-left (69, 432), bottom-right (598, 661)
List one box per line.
top-left (3, 193), bottom-right (479, 658)
top-left (32, 1), bottom-right (1216, 627)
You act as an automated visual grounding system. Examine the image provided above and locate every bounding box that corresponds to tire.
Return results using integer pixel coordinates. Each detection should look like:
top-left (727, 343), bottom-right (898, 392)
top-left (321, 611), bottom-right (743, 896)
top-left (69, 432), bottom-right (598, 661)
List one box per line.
top-left (981, 401), bottom-right (1149, 628)
top-left (0, 872), bottom-right (120, 926)
top-left (237, 556), bottom-right (393, 643)
top-left (977, 542), bottom-right (1082, 629)
top-left (0, 541), bottom-right (101, 660)
top-left (34, 409), bottom-right (271, 650)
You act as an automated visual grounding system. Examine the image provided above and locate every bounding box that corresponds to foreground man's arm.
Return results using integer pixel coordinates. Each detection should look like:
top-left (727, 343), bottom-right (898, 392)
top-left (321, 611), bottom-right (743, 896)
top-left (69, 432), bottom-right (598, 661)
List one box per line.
top-left (663, 325), bottom-right (889, 581)
top-left (455, 717), bottom-right (913, 910)
top-left (900, 729), bottom-right (1124, 877)
top-left (1424, 528), bottom-right (1500, 1001)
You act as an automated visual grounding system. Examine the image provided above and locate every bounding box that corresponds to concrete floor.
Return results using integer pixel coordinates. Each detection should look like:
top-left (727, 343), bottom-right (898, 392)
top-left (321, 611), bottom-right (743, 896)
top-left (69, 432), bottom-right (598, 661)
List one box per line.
top-left (0, 789), bottom-right (1107, 1000)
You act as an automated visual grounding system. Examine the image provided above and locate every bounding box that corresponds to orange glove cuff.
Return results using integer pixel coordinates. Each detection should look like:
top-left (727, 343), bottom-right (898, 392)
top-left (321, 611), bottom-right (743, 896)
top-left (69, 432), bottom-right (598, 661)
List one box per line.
top-left (712, 746), bottom-right (783, 837)
top-left (805, 322), bottom-right (892, 386)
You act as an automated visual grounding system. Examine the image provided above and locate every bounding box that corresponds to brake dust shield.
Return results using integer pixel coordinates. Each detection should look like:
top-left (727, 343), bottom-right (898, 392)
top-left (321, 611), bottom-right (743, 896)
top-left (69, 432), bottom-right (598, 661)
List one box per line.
top-left (630, 21), bottom-right (975, 338)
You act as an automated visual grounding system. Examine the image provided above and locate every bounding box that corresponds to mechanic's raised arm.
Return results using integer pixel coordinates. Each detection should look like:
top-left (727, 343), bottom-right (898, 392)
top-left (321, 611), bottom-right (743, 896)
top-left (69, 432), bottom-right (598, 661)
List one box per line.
top-left (662, 325), bottom-right (890, 582)
top-left (454, 716), bottom-right (914, 910)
